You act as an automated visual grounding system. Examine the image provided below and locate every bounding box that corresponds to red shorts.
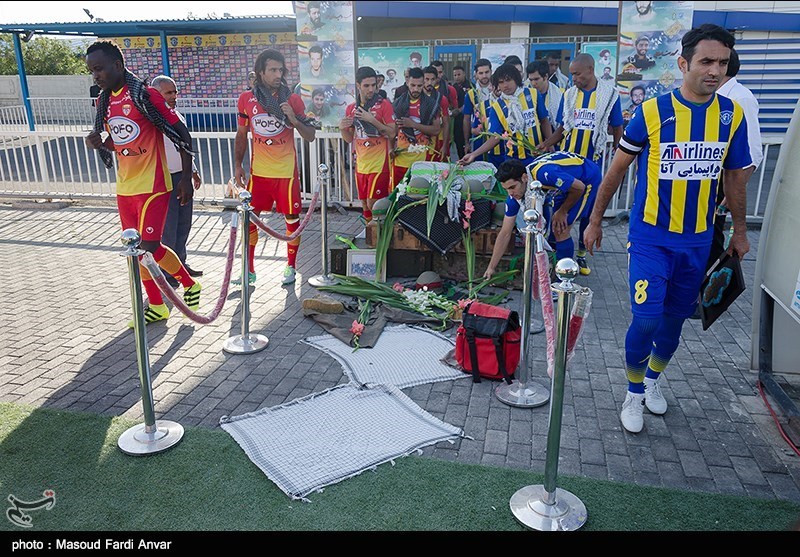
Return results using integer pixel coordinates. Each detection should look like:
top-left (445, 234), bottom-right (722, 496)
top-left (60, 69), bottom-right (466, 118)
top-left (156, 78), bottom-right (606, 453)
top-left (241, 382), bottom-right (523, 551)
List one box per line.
top-left (392, 165), bottom-right (410, 188)
top-left (116, 191), bottom-right (170, 242)
top-left (356, 169), bottom-right (391, 200)
top-left (248, 175), bottom-right (302, 215)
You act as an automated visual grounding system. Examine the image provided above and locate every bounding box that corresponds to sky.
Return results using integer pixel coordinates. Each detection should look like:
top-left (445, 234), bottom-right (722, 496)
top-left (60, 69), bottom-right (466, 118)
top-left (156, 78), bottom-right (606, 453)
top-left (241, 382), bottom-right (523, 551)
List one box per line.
top-left (0, 1), bottom-right (294, 24)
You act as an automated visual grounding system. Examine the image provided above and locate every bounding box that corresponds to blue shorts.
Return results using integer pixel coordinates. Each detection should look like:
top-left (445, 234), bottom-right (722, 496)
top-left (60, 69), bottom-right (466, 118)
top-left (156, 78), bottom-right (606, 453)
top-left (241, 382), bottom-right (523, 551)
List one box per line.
top-left (627, 241), bottom-right (711, 319)
top-left (543, 168), bottom-right (600, 227)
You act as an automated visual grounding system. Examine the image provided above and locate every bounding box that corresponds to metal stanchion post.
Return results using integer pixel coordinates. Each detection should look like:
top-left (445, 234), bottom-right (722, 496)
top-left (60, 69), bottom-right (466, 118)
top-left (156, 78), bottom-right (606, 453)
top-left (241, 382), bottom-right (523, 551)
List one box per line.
top-left (527, 179), bottom-right (546, 335)
top-left (223, 191), bottom-right (269, 354)
top-left (496, 209), bottom-right (550, 408)
top-left (309, 164), bottom-right (339, 287)
top-left (510, 258), bottom-right (587, 531)
top-left (117, 229), bottom-right (184, 455)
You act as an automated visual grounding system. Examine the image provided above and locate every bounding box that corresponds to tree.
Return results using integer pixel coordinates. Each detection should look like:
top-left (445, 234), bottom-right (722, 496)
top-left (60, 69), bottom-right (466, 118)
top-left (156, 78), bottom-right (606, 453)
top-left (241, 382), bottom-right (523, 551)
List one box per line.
top-left (0, 34), bottom-right (90, 75)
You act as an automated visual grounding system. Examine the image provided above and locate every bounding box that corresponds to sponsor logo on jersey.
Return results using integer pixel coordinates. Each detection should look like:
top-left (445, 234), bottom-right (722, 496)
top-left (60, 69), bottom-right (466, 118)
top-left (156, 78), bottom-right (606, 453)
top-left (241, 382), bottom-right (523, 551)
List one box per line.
top-left (108, 116), bottom-right (140, 145)
top-left (573, 108), bottom-right (596, 130)
top-left (251, 113), bottom-right (284, 137)
top-left (659, 141), bottom-right (726, 180)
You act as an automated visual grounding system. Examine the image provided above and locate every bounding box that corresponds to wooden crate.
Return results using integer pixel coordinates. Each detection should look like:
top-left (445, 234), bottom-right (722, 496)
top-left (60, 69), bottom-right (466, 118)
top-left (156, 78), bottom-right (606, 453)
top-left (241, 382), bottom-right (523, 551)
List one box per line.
top-left (451, 228), bottom-right (512, 256)
top-left (365, 222), bottom-right (431, 251)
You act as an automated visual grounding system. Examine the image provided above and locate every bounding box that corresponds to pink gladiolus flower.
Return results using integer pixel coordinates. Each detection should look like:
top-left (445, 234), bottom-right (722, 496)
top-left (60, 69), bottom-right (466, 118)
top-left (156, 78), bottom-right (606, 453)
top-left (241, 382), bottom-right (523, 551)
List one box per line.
top-left (506, 140), bottom-right (514, 151)
top-left (442, 169), bottom-right (449, 179)
top-left (463, 219), bottom-right (470, 229)
top-left (476, 124), bottom-right (483, 132)
top-left (457, 298), bottom-right (472, 309)
top-left (463, 200), bottom-right (475, 219)
top-left (501, 131), bottom-right (510, 139)
top-left (392, 282), bottom-right (404, 292)
top-left (350, 320), bottom-right (365, 336)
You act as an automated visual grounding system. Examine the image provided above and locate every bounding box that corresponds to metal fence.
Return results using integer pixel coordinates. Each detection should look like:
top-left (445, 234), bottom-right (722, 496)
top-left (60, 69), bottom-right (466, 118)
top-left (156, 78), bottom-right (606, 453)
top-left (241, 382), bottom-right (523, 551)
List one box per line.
top-left (20, 97), bottom-right (239, 134)
top-left (0, 129), bottom-right (358, 206)
top-left (0, 126), bottom-right (783, 221)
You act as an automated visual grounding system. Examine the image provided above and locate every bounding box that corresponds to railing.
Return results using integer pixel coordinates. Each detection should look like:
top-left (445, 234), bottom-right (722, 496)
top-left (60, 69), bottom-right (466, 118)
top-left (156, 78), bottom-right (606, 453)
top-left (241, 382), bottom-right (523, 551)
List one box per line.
top-left (0, 127), bottom-right (782, 222)
top-left (21, 97), bottom-right (240, 134)
top-left (0, 130), bottom-right (358, 206)
top-left (0, 105), bottom-right (28, 131)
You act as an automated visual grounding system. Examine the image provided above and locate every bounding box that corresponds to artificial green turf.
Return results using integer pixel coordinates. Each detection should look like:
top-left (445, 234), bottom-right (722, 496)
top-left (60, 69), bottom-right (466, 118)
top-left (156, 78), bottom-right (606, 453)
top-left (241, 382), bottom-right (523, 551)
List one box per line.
top-left (1, 402), bottom-right (798, 531)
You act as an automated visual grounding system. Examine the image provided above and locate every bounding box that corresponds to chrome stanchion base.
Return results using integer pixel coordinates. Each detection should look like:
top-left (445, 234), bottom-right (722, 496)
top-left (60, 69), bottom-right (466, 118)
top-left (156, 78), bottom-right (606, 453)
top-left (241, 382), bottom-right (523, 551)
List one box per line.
top-left (118, 420), bottom-right (184, 456)
top-left (223, 334), bottom-right (269, 354)
top-left (510, 485), bottom-right (587, 531)
top-left (495, 379), bottom-right (550, 408)
top-left (529, 315), bottom-right (545, 335)
top-left (308, 274), bottom-right (339, 287)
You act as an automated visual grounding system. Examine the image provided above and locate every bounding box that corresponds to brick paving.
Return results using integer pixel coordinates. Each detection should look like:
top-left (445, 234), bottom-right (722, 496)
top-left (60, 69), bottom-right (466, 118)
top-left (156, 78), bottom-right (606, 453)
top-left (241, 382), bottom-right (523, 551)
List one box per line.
top-left (1, 200), bottom-right (799, 504)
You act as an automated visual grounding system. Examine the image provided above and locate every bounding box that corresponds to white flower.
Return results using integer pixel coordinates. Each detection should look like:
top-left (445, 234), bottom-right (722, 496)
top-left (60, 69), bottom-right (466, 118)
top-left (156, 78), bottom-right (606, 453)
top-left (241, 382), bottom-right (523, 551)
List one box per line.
top-left (396, 184), bottom-right (407, 196)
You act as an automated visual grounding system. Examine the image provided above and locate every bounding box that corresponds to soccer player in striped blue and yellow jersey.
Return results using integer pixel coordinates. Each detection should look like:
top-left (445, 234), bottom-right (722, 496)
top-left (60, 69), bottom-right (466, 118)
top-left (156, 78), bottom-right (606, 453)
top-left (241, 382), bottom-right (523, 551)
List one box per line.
top-left (584, 24), bottom-right (752, 434)
top-left (538, 53), bottom-right (624, 276)
top-left (458, 64), bottom-right (552, 168)
top-left (462, 59), bottom-right (503, 168)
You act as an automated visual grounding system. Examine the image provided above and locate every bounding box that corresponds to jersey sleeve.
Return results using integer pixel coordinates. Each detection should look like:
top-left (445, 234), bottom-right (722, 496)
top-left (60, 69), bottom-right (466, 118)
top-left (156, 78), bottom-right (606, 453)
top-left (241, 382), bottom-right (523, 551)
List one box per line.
top-left (504, 195), bottom-right (521, 217)
top-left (379, 99), bottom-right (396, 124)
top-left (289, 94), bottom-right (307, 119)
top-left (533, 163), bottom-right (575, 194)
top-left (463, 92), bottom-right (475, 116)
top-left (237, 92), bottom-right (250, 128)
top-left (723, 110), bottom-right (753, 170)
top-left (609, 97), bottom-right (624, 127)
top-left (618, 104), bottom-right (648, 155)
top-left (488, 102), bottom-right (504, 135)
top-left (536, 91), bottom-right (549, 121)
top-left (147, 87), bottom-right (180, 125)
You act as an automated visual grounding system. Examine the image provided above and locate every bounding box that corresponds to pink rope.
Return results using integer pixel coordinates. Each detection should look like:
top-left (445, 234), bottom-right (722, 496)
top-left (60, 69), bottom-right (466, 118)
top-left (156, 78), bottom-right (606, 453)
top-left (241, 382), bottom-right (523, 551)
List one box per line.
top-left (249, 191), bottom-right (319, 242)
top-left (536, 250), bottom-right (557, 378)
top-left (142, 223), bottom-right (238, 325)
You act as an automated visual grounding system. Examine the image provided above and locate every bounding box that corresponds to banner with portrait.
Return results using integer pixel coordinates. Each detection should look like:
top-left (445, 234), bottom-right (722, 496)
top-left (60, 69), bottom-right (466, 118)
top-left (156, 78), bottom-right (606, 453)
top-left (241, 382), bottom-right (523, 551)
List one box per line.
top-left (358, 47), bottom-right (430, 102)
top-left (616, 1), bottom-right (694, 125)
top-left (582, 42), bottom-right (618, 83)
top-left (294, 1), bottom-right (356, 129)
top-left (479, 43), bottom-right (526, 72)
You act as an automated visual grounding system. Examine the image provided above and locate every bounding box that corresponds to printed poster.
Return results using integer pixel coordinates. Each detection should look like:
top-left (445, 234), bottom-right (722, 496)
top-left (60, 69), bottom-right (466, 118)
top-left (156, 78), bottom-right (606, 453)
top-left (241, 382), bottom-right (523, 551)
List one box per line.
top-left (294, 1), bottom-right (356, 129)
top-left (582, 42), bottom-right (618, 83)
top-left (617, 1), bottom-right (694, 125)
top-left (479, 43), bottom-right (526, 72)
top-left (358, 47), bottom-right (430, 101)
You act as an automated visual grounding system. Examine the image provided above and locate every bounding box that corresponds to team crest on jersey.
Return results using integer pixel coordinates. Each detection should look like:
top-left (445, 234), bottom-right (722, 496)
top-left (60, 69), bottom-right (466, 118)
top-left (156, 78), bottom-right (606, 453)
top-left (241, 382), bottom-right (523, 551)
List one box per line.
top-left (107, 116), bottom-right (141, 145)
top-left (720, 111), bottom-right (733, 126)
top-left (251, 113), bottom-right (284, 137)
top-left (122, 104), bottom-right (131, 116)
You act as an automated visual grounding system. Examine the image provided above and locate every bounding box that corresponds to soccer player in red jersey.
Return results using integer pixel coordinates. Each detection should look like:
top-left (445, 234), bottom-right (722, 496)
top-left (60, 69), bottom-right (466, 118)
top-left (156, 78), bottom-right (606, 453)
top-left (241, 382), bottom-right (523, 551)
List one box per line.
top-left (84, 40), bottom-right (200, 327)
top-left (234, 50), bottom-right (317, 286)
top-left (340, 66), bottom-right (397, 224)
top-left (392, 67), bottom-right (442, 187)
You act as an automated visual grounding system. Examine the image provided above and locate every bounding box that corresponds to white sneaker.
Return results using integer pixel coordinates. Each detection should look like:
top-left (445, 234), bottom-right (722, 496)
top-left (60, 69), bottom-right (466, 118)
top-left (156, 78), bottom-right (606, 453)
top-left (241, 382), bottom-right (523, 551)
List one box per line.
top-left (620, 391), bottom-right (645, 433)
top-left (281, 265), bottom-right (296, 285)
top-left (644, 377), bottom-right (667, 415)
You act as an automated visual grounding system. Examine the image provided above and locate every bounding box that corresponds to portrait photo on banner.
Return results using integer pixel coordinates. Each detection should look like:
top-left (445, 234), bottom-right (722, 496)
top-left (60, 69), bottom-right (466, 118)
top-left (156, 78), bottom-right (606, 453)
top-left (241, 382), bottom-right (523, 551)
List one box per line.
top-left (299, 41), bottom-right (355, 86)
top-left (617, 80), bottom-right (676, 126)
top-left (295, 0), bottom-right (354, 41)
top-left (617, 1), bottom-right (693, 82)
top-left (296, 82), bottom-right (356, 129)
top-left (358, 47), bottom-right (431, 101)
top-left (582, 42), bottom-right (618, 83)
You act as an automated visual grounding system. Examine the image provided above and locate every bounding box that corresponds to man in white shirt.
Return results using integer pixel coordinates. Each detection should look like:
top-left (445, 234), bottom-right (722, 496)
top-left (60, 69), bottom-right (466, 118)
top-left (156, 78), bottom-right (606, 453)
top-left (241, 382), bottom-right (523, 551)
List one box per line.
top-left (690, 48), bottom-right (762, 320)
top-left (712, 48), bottom-right (762, 263)
top-left (151, 75), bottom-right (203, 285)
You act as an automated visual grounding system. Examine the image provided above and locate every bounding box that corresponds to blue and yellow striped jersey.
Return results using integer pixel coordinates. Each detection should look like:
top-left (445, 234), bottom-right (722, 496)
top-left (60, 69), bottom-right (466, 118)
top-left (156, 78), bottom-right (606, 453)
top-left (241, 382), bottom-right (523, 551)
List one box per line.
top-left (527, 151), bottom-right (602, 195)
top-left (463, 88), bottom-right (502, 157)
top-left (556, 87), bottom-right (623, 161)
top-left (619, 89), bottom-right (751, 247)
top-left (488, 87), bottom-right (549, 164)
